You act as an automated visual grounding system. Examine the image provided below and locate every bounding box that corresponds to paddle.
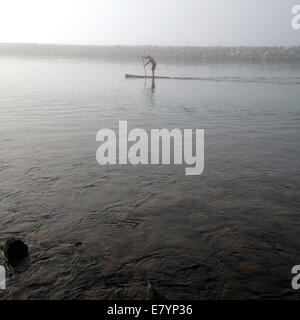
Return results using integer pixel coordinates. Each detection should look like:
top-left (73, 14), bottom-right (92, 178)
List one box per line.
top-left (142, 56), bottom-right (147, 78)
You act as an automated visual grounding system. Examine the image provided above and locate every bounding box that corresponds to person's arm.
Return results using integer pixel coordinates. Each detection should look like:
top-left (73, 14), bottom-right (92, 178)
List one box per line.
top-left (145, 60), bottom-right (150, 66)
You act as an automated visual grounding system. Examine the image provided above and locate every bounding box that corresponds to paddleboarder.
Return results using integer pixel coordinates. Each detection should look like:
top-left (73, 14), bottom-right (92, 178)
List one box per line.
top-left (143, 56), bottom-right (157, 77)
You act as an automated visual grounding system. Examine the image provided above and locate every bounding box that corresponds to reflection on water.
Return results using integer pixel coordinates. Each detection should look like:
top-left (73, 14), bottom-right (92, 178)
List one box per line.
top-left (151, 78), bottom-right (156, 92)
top-left (0, 58), bottom-right (300, 299)
top-left (143, 78), bottom-right (156, 108)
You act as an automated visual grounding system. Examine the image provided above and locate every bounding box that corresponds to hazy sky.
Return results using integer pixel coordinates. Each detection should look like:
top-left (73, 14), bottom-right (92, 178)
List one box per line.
top-left (0, 0), bottom-right (299, 46)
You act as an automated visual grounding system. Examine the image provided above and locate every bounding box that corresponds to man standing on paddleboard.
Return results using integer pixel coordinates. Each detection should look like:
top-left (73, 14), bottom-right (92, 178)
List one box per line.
top-left (143, 56), bottom-right (157, 77)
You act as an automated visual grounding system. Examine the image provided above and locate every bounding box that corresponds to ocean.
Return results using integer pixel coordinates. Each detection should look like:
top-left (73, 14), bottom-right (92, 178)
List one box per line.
top-left (0, 56), bottom-right (300, 299)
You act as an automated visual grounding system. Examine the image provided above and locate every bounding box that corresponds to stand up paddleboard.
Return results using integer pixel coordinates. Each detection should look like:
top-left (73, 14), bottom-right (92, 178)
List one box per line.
top-left (125, 74), bottom-right (171, 79)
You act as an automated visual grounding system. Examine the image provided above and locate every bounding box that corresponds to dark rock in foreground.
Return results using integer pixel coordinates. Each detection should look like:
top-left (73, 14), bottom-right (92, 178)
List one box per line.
top-left (1, 238), bottom-right (29, 264)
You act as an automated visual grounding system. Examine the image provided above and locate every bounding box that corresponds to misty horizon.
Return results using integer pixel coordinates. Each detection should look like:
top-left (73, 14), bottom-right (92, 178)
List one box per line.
top-left (1, 43), bottom-right (300, 64)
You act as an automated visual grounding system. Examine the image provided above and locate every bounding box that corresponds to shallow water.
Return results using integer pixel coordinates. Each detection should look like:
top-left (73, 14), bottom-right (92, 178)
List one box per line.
top-left (0, 58), bottom-right (300, 299)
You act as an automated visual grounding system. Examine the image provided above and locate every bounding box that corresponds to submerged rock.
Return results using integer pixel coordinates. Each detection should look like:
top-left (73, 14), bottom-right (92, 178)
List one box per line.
top-left (146, 281), bottom-right (167, 300)
top-left (1, 238), bottom-right (29, 263)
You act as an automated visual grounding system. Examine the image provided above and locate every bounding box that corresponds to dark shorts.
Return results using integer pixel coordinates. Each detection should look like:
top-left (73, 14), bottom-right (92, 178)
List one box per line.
top-left (152, 63), bottom-right (157, 72)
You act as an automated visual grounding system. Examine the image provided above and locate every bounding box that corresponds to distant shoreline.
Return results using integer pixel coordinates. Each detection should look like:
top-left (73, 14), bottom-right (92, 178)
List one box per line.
top-left (1, 43), bottom-right (300, 63)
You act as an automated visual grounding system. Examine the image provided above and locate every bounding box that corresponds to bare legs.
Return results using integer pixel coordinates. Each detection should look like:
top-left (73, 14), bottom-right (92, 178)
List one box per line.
top-left (152, 64), bottom-right (156, 78)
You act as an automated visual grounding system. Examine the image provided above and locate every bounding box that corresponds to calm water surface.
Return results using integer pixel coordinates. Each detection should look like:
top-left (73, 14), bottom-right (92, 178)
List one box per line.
top-left (0, 58), bottom-right (300, 299)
